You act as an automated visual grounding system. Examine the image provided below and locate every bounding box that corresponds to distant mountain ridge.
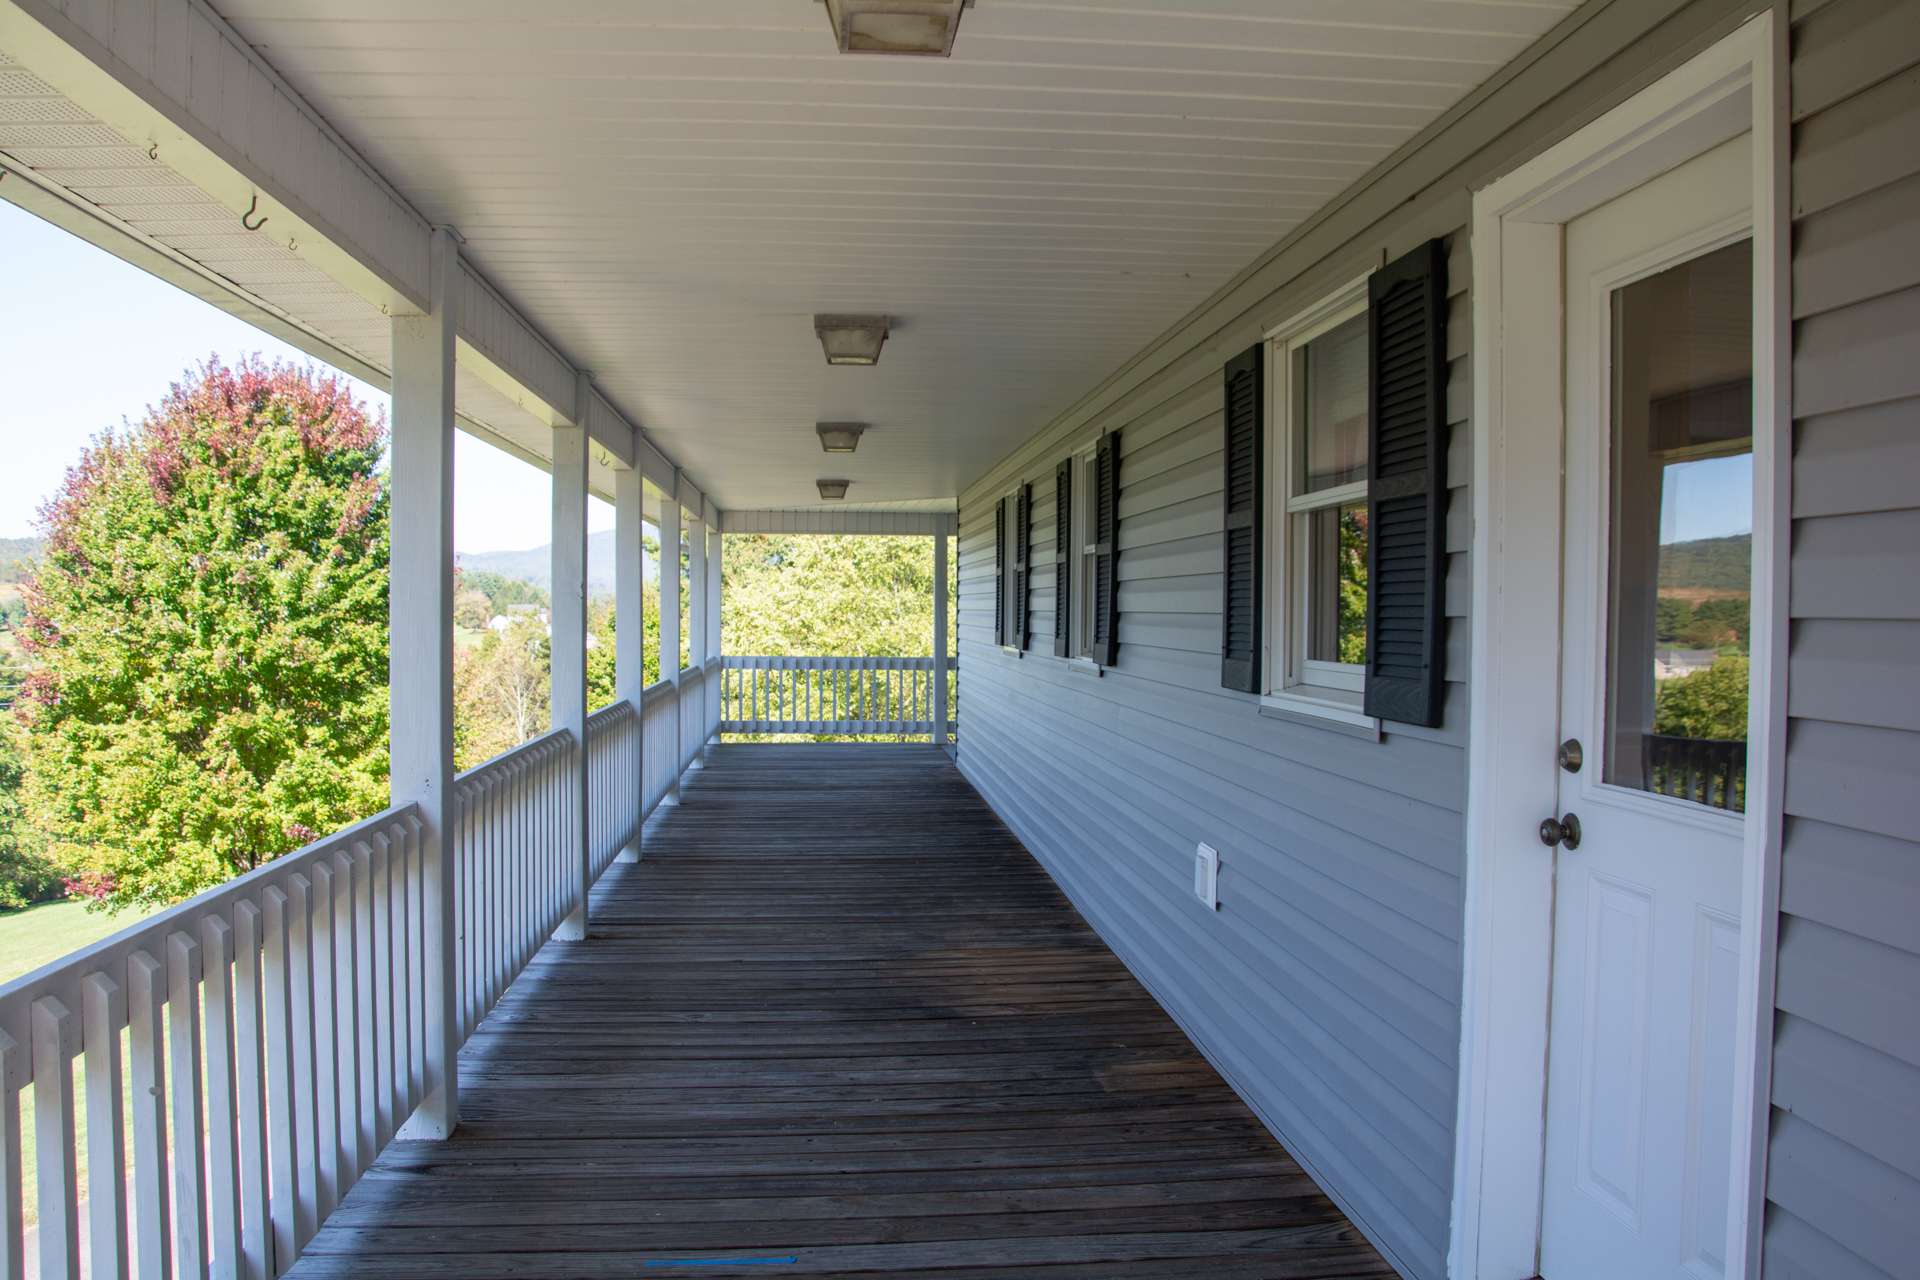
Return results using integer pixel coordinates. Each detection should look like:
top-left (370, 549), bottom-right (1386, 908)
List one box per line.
top-left (457, 529), bottom-right (655, 597)
top-left (6, 531), bottom-right (642, 596)
top-left (1659, 533), bottom-right (1751, 593)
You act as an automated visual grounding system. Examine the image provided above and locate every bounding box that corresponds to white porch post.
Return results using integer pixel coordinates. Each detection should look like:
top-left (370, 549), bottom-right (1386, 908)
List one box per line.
top-left (551, 373), bottom-right (591, 940)
top-left (932, 531), bottom-right (948, 746)
top-left (659, 492), bottom-right (683, 802)
top-left (687, 508), bottom-right (708, 673)
top-left (707, 524), bottom-right (722, 662)
top-left (390, 227), bottom-right (459, 1139)
top-left (686, 511), bottom-right (708, 761)
top-left (614, 464), bottom-right (644, 863)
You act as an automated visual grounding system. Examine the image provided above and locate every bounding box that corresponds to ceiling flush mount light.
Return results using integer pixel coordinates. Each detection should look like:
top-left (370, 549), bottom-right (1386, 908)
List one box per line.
top-left (814, 314), bottom-right (891, 366)
top-left (816, 422), bottom-right (867, 454)
top-left (817, 479), bottom-right (851, 500)
top-left (818, 0), bottom-right (972, 57)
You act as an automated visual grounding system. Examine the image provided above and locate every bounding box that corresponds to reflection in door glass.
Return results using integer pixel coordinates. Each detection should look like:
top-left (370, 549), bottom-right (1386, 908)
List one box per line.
top-left (1604, 239), bottom-right (1752, 812)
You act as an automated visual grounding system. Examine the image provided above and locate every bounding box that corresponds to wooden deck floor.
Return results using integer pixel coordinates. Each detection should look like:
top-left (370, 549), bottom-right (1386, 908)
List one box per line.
top-left (292, 744), bottom-right (1394, 1279)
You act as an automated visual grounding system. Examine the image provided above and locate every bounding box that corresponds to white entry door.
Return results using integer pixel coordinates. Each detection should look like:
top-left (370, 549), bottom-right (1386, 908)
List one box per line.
top-left (1539, 134), bottom-right (1759, 1280)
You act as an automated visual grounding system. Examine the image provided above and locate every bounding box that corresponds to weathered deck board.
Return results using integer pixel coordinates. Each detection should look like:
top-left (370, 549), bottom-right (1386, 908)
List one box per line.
top-left (290, 744), bottom-right (1393, 1279)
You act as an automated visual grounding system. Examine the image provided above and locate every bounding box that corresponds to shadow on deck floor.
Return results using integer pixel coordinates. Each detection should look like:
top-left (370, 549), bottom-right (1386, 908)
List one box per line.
top-left (291, 743), bottom-right (1394, 1279)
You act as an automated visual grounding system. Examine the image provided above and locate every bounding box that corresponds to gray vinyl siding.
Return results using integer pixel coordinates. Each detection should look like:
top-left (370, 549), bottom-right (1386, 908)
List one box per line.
top-left (952, 3), bottom-right (1828, 1278)
top-left (955, 237), bottom-right (1472, 1279)
top-left (1765, 1), bottom-right (1920, 1276)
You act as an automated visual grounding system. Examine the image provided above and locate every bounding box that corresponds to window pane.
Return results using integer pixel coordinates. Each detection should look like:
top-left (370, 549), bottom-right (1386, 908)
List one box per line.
top-left (1603, 239), bottom-right (1751, 812)
top-left (1304, 502), bottom-right (1368, 665)
top-left (1299, 313), bottom-right (1368, 494)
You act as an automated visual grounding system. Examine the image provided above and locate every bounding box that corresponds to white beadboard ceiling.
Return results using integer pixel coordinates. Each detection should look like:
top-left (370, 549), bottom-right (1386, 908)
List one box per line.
top-left (28, 1), bottom-right (1582, 510)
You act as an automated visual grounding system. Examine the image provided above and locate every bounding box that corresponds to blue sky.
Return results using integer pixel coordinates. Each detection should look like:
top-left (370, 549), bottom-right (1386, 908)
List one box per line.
top-left (0, 199), bottom-right (611, 551)
top-left (1660, 453), bottom-right (1753, 545)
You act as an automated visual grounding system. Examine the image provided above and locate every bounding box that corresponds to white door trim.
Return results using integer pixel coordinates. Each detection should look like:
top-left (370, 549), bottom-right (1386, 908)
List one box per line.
top-left (1452, 13), bottom-right (1787, 1279)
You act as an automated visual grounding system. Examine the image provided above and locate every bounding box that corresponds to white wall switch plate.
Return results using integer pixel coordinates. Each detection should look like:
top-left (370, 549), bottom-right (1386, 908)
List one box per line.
top-left (1194, 842), bottom-right (1219, 910)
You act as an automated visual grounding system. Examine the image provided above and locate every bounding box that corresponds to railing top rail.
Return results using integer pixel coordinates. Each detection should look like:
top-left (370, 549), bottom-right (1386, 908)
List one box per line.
top-left (722, 654), bottom-right (949, 670)
top-left (0, 798), bottom-right (421, 1030)
top-left (454, 725), bottom-right (574, 790)
top-left (641, 676), bottom-right (674, 703)
top-left (586, 699), bottom-right (639, 731)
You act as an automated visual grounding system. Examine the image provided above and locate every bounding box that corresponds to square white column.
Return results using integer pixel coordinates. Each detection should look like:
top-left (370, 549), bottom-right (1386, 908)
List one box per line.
top-left (390, 227), bottom-right (459, 1139)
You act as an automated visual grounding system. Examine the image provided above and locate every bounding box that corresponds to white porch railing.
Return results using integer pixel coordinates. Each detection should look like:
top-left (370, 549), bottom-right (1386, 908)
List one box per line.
top-left (721, 655), bottom-right (956, 736)
top-left (0, 802), bottom-right (426, 1280)
top-left (640, 677), bottom-right (680, 814)
top-left (452, 728), bottom-right (573, 1044)
top-left (585, 701), bottom-right (641, 879)
top-left (0, 675), bottom-right (715, 1278)
top-left (678, 664), bottom-right (708, 774)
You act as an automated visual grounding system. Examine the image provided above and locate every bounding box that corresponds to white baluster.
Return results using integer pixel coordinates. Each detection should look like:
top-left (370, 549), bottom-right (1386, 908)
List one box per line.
top-left (166, 931), bottom-right (208, 1280)
top-left (30, 996), bottom-right (80, 1280)
top-left (81, 973), bottom-right (128, 1278)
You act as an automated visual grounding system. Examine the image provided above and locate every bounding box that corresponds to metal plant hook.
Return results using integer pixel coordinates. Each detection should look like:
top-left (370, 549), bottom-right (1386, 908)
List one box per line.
top-left (148, 142), bottom-right (159, 161)
top-left (241, 194), bottom-right (269, 231)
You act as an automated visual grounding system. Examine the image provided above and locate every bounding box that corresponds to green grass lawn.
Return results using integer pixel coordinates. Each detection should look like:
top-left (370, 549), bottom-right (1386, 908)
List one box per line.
top-left (0, 897), bottom-right (153, 988)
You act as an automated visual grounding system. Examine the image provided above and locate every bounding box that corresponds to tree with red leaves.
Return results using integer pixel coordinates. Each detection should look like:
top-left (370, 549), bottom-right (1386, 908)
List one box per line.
top-left (15, 357), bottom-right (390, 908)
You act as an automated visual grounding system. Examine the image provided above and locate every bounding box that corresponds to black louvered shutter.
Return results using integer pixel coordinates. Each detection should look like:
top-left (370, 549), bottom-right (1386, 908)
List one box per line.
top-left (1054, 458), bottom-right (1072, 657)
top-left (1091, 431), bottom-right (1121, 667)
top-left (1012, 484), bottom-right (1031, 648)
top-left (1363, 240), bottom-right (1448, 727)
top-left (1221, 344), bottom-right (1264, 692)
top-left (994, 498), bottom-right (1006, 646)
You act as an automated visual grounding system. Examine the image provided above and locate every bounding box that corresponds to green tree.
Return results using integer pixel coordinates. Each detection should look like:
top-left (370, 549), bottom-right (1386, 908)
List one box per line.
top-left (15, 358), bottom-right (390, 908)
top-left (1337, 507), bottom-right (1368, 665)
top-left (722, 535), bottom-right (937, 658)
top-left (1655, 656), bottom-right (1749, 740)
top-left (587, 597), bottom-right (619, 710)
top-left (1656, 595), bottom-right (1694, 645)
top-left (450, 593), bottom-right (633, 771)
top-left (718, 535), bottom-right (945, 742)
top-left (459, 570), bottom-right (549, 613)
top-left (452, 619), bottom-right (550, 770)
top-left (0, 722), bottom-right (60, 909)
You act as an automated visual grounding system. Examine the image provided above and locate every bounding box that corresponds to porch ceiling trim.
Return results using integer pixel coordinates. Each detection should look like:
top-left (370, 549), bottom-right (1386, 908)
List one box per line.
top-left (0, 0), bottom-right (693, 494)
top-left (0, 142), bottom-right (567, 483)
top-left (723, 510), bottom-right (957, 537)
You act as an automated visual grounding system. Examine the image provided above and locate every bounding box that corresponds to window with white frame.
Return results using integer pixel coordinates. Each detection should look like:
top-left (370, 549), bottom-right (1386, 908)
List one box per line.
top-left (1269, 284), bottom-right (1370, 706)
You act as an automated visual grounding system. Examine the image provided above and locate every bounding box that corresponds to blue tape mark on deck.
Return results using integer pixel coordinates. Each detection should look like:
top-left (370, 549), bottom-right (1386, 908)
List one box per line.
top-left (642, 1259), bottom-right (799, 1269)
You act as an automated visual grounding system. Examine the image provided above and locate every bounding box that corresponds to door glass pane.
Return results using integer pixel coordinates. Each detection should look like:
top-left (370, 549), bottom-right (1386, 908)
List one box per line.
top-left (1298, 313), bottom-right (1368, 494)
top-left (1303, 502), bottom-right (1369, 665)
top-left (1604, 239), bottom-right (1752, 812)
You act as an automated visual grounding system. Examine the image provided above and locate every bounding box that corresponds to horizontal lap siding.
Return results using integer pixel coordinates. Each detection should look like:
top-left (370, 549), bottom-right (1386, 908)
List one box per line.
top-left (953, 4), bottom-right (1803, 1277)
top-left (1768, 1), bottom-right (1920, 1276)
top-left (957, 233), bottom-right (1471, 1280)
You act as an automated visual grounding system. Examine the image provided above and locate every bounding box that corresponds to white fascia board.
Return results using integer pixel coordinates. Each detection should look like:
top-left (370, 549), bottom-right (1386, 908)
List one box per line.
top-left (676, 474), bottom-right (706, 522)
top-left (724, 510), bottom-right (958, 536)
top-left (0, 157), bottom-right (394, 390)
top-left (632, 431), bottom-right (678, 498)
top-left (0, 0), bottom-right (674, 491)
top-left (0, 0), bottom-right (428, 314)
top-left (582, 388), bottom-right (636, 472)
top-left (455, 263), bottom-right (574, 426)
